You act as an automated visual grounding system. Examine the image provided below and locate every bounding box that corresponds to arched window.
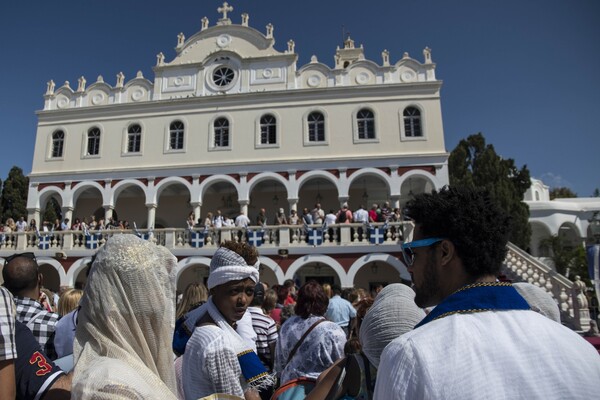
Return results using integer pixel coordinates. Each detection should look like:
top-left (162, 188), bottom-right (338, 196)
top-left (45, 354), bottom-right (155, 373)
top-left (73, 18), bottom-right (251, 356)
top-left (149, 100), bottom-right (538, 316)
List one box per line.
top-left (87, 127), bottom-right (101, 155)
top-left (214, 118), bottom-right (230, 147)
top-left (357, 109), bottom-right (375, 139)
top-left (308, 112), bottom-right (325, 142)
top-left (51, 130), bottom-right (64, 158)
top-left (169, 121), bottom-right (184, 150)
top-left (127, 124), bottom-right (142, 153)
top-left (260, 114), bottom-right (277, 145)
top-left (403, 107), bottom-right (422, 137)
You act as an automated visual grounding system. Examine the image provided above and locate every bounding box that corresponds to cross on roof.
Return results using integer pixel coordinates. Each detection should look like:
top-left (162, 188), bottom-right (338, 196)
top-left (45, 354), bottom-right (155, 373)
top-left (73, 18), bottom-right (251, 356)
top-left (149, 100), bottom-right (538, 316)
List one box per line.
top-left (218, 2), bottom-right (233, 20)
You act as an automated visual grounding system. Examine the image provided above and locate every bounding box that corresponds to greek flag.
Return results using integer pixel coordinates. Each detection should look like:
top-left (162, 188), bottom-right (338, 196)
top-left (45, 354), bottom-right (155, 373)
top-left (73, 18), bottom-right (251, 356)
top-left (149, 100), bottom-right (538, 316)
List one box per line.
top-left (133, 222), bottom-right (153, 241)
top-left (189, 231), bottom-right (205, 248)
top-left (37, 232), bottom-right (52, 250)
top-left (369, 227), bottom-right (385, 244)
top-left (85, 233), bottom-right (102, 249)
top-left (307, 228), bottom-right (323, 246)
top-left (587, 244), bottom-right (600, 296)
top-left (247, 229), bottom-right (264, 248)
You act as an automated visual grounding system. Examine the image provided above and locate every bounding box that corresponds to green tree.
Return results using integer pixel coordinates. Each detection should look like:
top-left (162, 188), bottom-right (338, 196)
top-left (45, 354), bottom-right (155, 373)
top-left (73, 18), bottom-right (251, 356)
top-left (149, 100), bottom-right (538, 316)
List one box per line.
top-left (593, 188), bottom-right (600, 197)
top-left (0, 166), bottom-right (29, 222)
top-left (449, 133), bottom-right (531, 249)
top-left (549, 187), bottom-right (577, 200)
top-left (42, 197), bottom-right (62, 226)
top-left (540, 235), bottom-right (589, 282)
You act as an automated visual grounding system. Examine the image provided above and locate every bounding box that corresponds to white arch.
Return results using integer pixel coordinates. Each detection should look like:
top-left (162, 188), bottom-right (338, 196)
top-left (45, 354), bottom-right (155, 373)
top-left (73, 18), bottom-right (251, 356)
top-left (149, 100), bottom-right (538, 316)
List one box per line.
top-left (294, 170), bottom-right (340, 199)
top-left (198, 175), bottom-right (240, 203)
top-left (284, 255), bottom-right (349, 287)
top-left (65, 257), bottom-right (93, 287)
top-left (111, 179), bottom-right (149, 206)
top-left (247, 172), bottom-right (290, 195)
top-left (346, 253), bottom-right (410, 284)
top-left (71, 180), bottom-right (108, 208)
top-left (175, 256), bottom-right (212, 283)
top-left (37, 186), bottom-right (65, 210)
top-left (37, 257), bottom-right (68, 287)
top-left (259, 257), bottom-right (285, 284)
top-left (347, 168), bottom-right (391, 192)
top-left (152, 176), bottom-right (193, 204)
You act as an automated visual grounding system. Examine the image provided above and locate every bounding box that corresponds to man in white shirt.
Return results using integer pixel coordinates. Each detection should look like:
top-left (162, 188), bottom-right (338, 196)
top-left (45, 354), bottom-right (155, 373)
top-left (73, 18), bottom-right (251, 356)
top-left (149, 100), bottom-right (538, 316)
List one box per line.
top-left (15, 217), bottom-right (27, 232)
top-left (375, 187), bottom-right (600, 400)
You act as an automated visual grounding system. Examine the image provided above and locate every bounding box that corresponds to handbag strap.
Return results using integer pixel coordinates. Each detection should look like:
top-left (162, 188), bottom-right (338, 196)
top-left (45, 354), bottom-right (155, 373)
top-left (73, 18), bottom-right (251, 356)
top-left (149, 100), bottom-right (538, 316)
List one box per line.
top-left (285, 318), bottom-right (326, 367)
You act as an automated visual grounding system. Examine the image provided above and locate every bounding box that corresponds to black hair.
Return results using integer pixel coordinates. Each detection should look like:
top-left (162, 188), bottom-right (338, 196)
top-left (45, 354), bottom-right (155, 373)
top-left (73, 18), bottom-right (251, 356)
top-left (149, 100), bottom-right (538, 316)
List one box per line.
top-left (405, 186), bottom-right (511, 278)
top-left (3, 257), bottom-right (39, 294)
top-left (332, 284), bottom-right (342, 295)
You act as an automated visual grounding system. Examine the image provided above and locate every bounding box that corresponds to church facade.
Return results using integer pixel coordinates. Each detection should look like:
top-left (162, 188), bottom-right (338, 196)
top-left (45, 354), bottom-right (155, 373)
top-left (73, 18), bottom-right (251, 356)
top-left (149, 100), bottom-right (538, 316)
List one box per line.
top-left (13, 3), bottom-right (449, 292)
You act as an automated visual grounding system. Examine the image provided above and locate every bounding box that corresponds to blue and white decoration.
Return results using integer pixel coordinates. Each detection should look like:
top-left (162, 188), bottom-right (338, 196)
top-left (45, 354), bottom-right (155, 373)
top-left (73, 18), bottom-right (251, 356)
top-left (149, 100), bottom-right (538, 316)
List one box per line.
top-left (38, 234), bottom-right (52, 250)
top-left (247, 229), bottom-right (264, 247)
top-left (307, 228), bottom-right (323, 246)
top-left (190, 231), bottom-right (205, 248)
top-left (586, 244), bottom-right (600, 304)
top-left (85, 233), bottom-right (102, 249)
top-left (369, 227), bottom-right (385, 244)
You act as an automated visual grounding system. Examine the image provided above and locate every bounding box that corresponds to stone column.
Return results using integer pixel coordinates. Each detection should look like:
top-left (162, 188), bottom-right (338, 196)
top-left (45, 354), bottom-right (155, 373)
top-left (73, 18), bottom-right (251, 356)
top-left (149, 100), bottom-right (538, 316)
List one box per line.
top-left (191, 202), bottom-right (202, 223)
top-left (288, 198), bottom-right (299, 212)
top-left (61, 207), bottom-right (74, 224)
top-left (239, 200), bottom-right (249, 216)
top-left (146, 204), bottom-right (157, 229)
top-left (103, 205), bottom-right (114, 221)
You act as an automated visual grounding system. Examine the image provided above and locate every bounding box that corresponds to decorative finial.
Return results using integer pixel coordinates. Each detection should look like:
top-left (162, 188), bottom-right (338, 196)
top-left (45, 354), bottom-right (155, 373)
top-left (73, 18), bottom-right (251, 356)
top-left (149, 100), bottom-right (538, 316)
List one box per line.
top-left (136, 70), bottom-right (143, 78)
top-left (116, 72), bottom-right (125, 88)
top-left (156, 52), bottom-right (165, 66)
top-left (266, 23), bottom-right (274, 39)
top-left (177, 32), bottom-right (185, 47)
top-left (201, 16), bottom-right (209, 30)
top-left (344, 35), bottom-right (355, 49)
top-left (97, 75), bottom-right (104, 83)
top-left (423, 47), bottom-right (432, 64)
top-left (403, 52), bottom-right (410, 59)
top-left (310, 55), bottom-right (318, 63)
top-left (46, 80), bottom-right (55, 95)
top-left (382, 49), bottom-right (390, 66)
top-left (287, 39), bottom-right (295, 53)
top-left (77, 76), bottom-right (87, 92)
top-left (241, 13), bottom-right (249, 26)
top-left (64, 81), bottom-right (71, 89)
top-left (217, 2), bottom-right (233, 23)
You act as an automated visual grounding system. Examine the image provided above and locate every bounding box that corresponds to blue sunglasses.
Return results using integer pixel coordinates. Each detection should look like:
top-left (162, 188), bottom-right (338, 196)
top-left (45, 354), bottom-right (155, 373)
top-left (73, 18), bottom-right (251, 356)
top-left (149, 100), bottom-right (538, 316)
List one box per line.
top-left (402, 237), bottom-right (446, 266)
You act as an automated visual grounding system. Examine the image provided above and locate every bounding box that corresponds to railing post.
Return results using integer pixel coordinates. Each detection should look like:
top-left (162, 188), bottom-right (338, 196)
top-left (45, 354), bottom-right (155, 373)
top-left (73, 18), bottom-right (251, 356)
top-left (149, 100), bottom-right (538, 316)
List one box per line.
top-left (16, 233), bottom-right (27, 251)
top-left (339, 225), bottom-right (352, 244)
top-left (279, 226), bottom-right (290, 247)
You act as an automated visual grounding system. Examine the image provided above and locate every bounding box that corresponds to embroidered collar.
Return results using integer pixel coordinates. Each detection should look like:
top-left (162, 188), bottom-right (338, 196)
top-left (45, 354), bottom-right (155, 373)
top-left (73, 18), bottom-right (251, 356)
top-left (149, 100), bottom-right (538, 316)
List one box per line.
top-left (414, 282), bottom-right (530, 329)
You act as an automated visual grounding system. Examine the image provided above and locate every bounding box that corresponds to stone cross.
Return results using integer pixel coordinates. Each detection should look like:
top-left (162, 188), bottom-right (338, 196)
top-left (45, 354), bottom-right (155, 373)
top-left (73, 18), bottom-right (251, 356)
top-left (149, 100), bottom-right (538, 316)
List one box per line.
top-left (218, 2), bottom-right (233, 20)
top-left (77, 76), bottom-right (86, 92)
top-left (46, 80), bottom-right (55, 95)
top-left (201, 17), bottom-right (209, 30)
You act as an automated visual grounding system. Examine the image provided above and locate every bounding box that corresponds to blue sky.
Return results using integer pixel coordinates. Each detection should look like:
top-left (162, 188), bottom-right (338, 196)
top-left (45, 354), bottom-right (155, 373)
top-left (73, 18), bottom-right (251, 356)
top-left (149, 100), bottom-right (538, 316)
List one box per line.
top-left (1, 0), bottom-right (599, 196)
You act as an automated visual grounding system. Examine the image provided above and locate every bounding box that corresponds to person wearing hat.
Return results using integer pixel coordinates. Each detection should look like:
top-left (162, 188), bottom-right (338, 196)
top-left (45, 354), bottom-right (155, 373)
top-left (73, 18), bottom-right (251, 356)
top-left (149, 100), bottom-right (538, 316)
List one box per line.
top-left (182, 242), bottom-right (273, 400)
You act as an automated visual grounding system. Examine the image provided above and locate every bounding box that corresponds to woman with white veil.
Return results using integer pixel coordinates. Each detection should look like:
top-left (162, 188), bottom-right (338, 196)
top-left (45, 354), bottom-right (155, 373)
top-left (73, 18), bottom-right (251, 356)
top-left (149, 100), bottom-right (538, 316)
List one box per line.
top-left (72, 234), bottom-right (178, 399)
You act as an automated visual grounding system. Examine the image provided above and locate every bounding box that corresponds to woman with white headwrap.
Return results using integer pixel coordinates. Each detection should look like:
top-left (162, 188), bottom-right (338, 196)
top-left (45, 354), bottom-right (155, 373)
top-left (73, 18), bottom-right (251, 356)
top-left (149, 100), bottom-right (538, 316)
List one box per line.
top-left (182, 241), bottom-right (272, 400)
top-left (72, 234), bottom-right (178, 399)
top-left (306, 284), bottom-right (425, 400)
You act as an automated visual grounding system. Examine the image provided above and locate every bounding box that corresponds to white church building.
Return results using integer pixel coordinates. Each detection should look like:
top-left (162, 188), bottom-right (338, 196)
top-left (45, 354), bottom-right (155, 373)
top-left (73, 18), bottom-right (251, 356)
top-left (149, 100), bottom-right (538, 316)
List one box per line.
top-left (7, 3), bottom-right (449, 292)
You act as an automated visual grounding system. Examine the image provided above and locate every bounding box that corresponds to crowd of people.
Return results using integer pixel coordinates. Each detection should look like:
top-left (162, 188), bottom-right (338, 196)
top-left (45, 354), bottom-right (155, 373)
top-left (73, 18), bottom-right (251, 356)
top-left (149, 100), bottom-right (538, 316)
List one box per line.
top-left (0, 215), bottom-right (135, 236)
top-left (2, 187), bottom-right (600, 399)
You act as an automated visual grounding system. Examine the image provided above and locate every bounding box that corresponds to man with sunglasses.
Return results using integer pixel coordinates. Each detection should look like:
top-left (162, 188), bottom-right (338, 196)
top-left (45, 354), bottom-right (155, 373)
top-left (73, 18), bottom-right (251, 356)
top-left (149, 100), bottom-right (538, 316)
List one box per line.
top-left (375, 187), bottom-right (600, 399)
top-left (2, 253), bottom-right (59, 359)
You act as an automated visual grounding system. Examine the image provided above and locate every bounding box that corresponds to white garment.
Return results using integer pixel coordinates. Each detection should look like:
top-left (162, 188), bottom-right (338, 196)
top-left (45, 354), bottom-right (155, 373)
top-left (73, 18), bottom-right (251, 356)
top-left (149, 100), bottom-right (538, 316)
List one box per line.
top-left (274, 315), bottom-right (346, 383)
top-left (72, 234), bottom-right (178, 399)
top-left (353, 208), bottom-right (369, 223)
top-left (324, 213), bottom-right (337, 227)
top-left (235, 214), bottom-right (250, 228)
top-left (183, 325), bottom-right (245, 399)
top-left (375, 310), bottom-right (600, 400)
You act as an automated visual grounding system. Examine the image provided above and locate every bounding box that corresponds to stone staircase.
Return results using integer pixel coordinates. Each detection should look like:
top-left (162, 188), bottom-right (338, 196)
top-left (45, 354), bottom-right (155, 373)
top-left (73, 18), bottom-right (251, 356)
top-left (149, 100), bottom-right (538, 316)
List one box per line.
top-left (502, 242), bottom-right (591, 331)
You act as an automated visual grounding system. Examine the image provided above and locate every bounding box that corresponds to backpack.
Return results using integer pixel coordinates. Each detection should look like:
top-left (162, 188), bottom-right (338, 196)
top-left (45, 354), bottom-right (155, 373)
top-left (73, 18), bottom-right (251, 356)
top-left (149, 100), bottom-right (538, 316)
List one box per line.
top-left (337, 210), bottom-right (349, 223)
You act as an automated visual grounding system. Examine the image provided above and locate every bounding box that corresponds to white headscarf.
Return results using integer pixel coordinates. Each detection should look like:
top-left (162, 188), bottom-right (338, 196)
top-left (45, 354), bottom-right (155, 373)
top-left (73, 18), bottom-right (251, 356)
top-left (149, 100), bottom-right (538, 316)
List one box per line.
top-left (513, 282), bottom-right (561, 323)
top-left (207, 246), bottom-right (260, 289)
top-left (73, 234), bottom-right (178, 399)
top-left (359, 284), bottom-right (425, 368)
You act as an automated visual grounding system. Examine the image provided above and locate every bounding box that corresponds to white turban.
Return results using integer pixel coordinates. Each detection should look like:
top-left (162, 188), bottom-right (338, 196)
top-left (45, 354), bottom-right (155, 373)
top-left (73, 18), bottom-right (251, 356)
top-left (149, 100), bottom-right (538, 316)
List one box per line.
top-left (207, 246), bottom-right (260, 290)
top-left (513, 282), bottom-right (560, 323)
top-left (359, 284), bottom-right (425, 368)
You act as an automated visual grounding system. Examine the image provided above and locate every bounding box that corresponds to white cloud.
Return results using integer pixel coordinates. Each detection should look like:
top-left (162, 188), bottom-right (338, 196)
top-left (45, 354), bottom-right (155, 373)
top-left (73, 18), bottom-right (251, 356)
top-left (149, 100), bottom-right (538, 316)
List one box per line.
top-left (538, 172), bottom-right (573, 189)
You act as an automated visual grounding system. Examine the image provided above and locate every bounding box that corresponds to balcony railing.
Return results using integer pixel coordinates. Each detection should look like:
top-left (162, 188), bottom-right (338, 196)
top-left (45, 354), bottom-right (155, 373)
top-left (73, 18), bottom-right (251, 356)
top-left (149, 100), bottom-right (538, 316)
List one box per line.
top-left (0, 222), bottom-right (412, 256)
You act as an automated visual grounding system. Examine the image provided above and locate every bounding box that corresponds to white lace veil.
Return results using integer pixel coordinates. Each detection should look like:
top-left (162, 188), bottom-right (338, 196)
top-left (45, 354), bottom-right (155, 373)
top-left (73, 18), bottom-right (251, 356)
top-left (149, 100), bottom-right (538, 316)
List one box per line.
top-left (72, 234), bottom-right (178, 399)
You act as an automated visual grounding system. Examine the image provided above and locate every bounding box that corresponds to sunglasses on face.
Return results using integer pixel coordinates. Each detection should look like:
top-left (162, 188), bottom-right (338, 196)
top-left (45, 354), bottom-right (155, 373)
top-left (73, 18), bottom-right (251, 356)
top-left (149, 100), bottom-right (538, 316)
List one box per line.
top-left (3, 252), bottom-right (37, 267)
top-left (402, 238), bottom-right (446, 266)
